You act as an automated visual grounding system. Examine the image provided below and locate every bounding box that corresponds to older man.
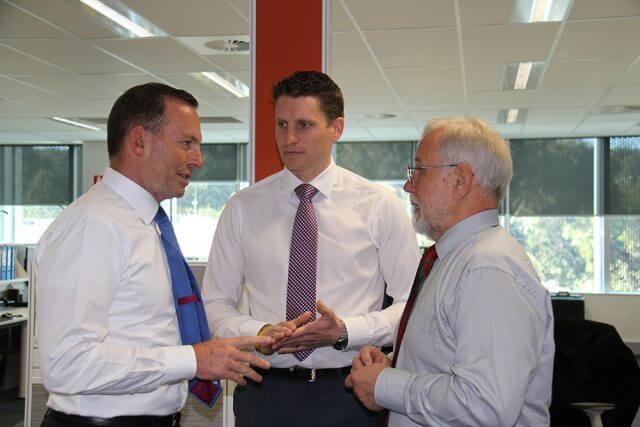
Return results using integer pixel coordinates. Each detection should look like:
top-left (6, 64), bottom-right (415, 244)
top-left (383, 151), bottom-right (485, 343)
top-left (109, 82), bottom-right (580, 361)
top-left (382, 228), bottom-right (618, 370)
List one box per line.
top-left (346, 117), bottom-right (555, 426)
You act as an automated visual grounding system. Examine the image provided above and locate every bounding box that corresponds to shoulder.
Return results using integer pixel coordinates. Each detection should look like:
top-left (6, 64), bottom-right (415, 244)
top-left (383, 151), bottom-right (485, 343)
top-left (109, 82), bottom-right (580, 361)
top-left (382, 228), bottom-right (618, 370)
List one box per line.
top-left (227, 170), bottom-right (283, 206)
top-left (336, 166), bottom-right (395, 196)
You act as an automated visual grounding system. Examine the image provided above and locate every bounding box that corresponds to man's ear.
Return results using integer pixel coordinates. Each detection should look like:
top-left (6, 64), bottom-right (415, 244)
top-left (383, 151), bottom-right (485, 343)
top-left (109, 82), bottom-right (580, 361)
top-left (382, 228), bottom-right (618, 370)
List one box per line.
top-left (127, 125), bottom-right (146, 157)
top-left (331, 117), bottom-right (345, 142)
top-left (452, 162), bottom-right (474, 200)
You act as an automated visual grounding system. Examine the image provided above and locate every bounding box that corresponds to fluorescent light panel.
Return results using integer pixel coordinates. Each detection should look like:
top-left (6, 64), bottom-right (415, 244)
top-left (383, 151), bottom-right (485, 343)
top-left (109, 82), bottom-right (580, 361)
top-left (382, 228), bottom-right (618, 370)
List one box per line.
top-left (52, 117), bottom-right (100, 131)
top-left (529, 0), bottom-right (553, 22)
top-left (514, 62), bottom-right (533, 90)
top-left (506, 109), bottom-right (519, 124)
top-left (510, 0), bottom-right (569, 23)
top-left (196, 71), bottom-right (250, 98)
top-left (72, 0), bottom-right (167, 38)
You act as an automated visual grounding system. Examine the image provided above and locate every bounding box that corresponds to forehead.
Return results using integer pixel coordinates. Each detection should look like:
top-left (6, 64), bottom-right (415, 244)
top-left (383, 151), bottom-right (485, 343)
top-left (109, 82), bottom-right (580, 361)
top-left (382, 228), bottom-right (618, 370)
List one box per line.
top-left (416, 129), bottom-right (442, 162)
top-left (274, 95), bottom-right (325, 119)
top-left (163, 98), bottom-right (201, 136)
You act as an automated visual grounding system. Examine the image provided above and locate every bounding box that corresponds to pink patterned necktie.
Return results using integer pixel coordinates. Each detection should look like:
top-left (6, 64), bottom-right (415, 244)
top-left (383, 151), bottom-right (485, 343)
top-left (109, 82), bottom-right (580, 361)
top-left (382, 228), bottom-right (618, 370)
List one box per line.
top-left (286, 183), bottom-right (319, 361)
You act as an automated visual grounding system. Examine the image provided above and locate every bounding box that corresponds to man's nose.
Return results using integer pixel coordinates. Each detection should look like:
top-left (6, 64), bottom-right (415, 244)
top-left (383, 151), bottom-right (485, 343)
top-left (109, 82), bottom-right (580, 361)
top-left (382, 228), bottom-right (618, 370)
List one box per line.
top-left (403, 179), bottom-right (415, 194)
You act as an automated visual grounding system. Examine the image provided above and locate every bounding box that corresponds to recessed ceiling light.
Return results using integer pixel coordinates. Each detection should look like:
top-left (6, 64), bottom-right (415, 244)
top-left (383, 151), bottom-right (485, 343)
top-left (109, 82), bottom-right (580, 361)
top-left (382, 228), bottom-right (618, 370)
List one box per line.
top-left (72, 0), bottom-right (167, 38)
top-left (503, 62), bottom-right (544, 91)
top-left (191, 71), bottom-right (249, 98)
top-left (52, 117), bottom-right (100, 131)
top-left (363, 113), bottom-right (398, 120)
top-left (499, 109), bottom-right (528, 124)
top-left (510, 0), bottom-right (570, 23)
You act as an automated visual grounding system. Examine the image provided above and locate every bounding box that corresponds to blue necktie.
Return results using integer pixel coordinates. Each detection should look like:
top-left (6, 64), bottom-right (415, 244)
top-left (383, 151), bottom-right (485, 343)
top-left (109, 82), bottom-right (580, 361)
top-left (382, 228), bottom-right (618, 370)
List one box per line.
top-left (154, 207), bottom-right (221, 407)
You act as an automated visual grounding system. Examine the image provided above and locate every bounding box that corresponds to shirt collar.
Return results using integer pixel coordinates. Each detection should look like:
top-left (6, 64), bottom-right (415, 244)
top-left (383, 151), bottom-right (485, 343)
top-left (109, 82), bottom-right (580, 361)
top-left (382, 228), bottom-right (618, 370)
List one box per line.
top-left (435, 209), bottom-right (500, 258)
top-left (281, 159), bottom-right (338, 200)
top-left (101, 167), bottom-right (159, 225)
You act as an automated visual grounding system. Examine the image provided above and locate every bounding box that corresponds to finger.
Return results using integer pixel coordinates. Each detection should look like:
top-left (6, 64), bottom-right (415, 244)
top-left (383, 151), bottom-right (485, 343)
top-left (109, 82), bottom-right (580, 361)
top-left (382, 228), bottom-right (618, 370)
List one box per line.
top-left (238, 365), bottom-right (263, 383)
top-left (352, 354), bottom-right (364, 370)
top-left (231, 335), bottom-right (274, 350)
top-left (316, 300), bottom-right (333, 316)
top-left (277, 345), bottom-right (308, 354)
top-left (345, 374), bottom-right (353, 388)
top-left (229, 371), bottom-right (247, 386)
top-left (290, 311), bottom-right (313, 328)
top-left (232, 349), bottom-right (271, 369)
top-left (361, 348), bottom-right (373, 366)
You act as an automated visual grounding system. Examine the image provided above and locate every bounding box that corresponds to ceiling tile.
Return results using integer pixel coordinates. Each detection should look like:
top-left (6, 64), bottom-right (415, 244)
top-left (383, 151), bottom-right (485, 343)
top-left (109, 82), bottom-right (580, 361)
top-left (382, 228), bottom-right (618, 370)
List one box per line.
top-left (14, 74), bottom-right (122, 98)
top-left (331, 0), bottom-right (355, 32)
top-left (330, 32), bottom-right (376, 69)
top-left (92, 38), bottom-right (213, 73)
top-left (584, 110), bottom-right (640, 122)
top-left (339, 0), bottom-right (455, 30)
top-left (599, 85), bottom-right (640, 106)
top-left (385, 67), bottom-right (462, 94)
top-left (340, 126), bottom-right (373, 141)
top-left (541, 58), bottom-right (633, 88)
top-left (569, 0), bottom-right (640, 20)
top-left (0, 117), bottom-right (72, 131)
top-left (464, 23), bottom-right (559, 65)
top-left (345, 95), bottom-right (403, 113)
top-left (3, 39), bottom-right (139, 74)
top-left (401, 93), bottom-right (466, 111)
top-left (122, 0), bottom-right (249, 37)
top-left (10, 0), bottom-right (120, 39)
top-left (0, 75), bottom-right (56, 98)
top-left (0, 43), bottom-right (67, 74)
top-left (198, 98), bottom-right (249, 116)
top-left (18, 95), bottom-right (104, 117)
top-left (468, 90), bottom-right (535, 109)
top-left (618, 59), bottom-right (640, 84)
top-left (0, 1), bottom-right (70, 39)
top-left (0, 99), bottom-right (46, 117)
top-left (526, 108), bottom-right (590, 122)
top-left (332, 68), bottom-right (389, 96)
top-left (466, 63), bottom-right (507, 91)
top-left (158, 73), bottom-right (238, 99)
top-left (204, 55), bottom-right (249, 72)
top-left (554, 19), bottom-right (640, 60)
top-left (493, 123), bottom-right (523, 138)
top-left (521, 122), bottom-right (579, 137)
top-left (574, 121), bottom-right (638, 136)
top-left (459, 0), bottom-right (511, 26)
top-left (365, 28), bottom-right (459, 68)
top-left (532, 87), bottom-right (609, 107)
top-left (366, 126), bottom-right (420, 140)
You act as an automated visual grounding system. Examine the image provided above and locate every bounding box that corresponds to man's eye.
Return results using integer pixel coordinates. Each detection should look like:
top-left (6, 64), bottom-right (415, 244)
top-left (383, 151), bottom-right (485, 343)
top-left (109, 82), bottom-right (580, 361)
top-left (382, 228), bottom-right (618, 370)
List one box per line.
top-left (277, 121), bottom-right (287, 128)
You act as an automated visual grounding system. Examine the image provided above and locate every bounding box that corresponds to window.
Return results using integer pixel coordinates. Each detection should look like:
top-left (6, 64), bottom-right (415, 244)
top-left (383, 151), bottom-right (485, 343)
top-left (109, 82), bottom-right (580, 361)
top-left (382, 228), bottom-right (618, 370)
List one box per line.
top-left (164, 143), bottom-right (248, 261)
top-left (0, 145), bottom-right (81, 243)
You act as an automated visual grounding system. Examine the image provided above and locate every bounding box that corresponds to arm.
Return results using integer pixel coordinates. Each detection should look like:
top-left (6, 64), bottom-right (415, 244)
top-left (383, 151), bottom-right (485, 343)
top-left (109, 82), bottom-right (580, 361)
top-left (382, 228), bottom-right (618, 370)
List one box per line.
top-left (36, 217), bottom-right (194, 395)
top-left (202, 198), bottom-right (266, 338)
top-left (343, 192), bottom-right (421, 349)
top-left (374, 268), bottom-right (547, 426)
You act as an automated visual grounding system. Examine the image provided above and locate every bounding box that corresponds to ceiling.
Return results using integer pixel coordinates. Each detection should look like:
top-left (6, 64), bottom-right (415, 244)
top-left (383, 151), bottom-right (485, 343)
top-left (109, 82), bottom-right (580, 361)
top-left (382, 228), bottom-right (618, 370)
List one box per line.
top-left (0, 0), bottom-right (639, 144)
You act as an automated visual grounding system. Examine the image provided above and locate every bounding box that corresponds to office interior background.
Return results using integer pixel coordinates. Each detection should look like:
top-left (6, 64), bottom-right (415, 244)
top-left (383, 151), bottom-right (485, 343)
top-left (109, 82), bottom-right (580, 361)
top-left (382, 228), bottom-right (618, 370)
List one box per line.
top-left (0, 0), bottom-right (639, 424)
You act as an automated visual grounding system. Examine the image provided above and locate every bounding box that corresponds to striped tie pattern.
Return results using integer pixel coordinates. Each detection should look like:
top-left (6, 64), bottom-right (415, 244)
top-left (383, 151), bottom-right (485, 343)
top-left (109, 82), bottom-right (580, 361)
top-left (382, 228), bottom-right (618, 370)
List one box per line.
top-left (286, 184), bottom-right (319, 361)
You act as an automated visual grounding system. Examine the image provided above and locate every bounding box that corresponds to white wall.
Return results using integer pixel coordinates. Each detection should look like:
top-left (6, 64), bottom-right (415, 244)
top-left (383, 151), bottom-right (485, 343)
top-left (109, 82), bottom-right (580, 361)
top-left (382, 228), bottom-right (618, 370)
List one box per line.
top-left (584, 294), bottom-right (640, 353)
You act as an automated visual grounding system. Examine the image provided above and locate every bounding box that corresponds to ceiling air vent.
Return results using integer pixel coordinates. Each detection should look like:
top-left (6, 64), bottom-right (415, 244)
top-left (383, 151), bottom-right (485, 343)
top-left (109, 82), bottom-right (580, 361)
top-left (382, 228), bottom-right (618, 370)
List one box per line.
top-left (592, 105), bottom-right (640, 115)
top-left (204, 39), bottom-right (249, 54)
top-left (79, 117), bottom-right (243, 125)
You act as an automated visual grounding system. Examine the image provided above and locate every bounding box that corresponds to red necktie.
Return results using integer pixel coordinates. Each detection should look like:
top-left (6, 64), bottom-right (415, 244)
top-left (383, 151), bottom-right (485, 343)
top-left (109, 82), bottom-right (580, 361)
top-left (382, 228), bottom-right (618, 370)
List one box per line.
top-left (380, 245), bottom-right (437, 426)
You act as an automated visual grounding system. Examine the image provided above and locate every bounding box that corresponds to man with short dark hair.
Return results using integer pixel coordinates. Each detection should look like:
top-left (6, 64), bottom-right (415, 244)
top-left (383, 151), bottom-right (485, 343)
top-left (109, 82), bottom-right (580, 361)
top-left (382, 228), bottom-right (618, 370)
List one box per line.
top-left (36, 83), bottom-right (272, 427)
top-left (346, 117), bottom-right (555, 426)
top-left (203, 71), bottom-right (421, 426)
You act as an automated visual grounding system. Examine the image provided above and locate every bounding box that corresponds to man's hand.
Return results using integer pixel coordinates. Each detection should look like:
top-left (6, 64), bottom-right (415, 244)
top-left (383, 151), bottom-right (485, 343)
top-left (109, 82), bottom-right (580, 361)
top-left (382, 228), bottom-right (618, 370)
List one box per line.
top-left (192, 336), bottom-right (273, 385)
top-left (352, 345), bottom-right (390, 371)
top-left (345, 362), bottom-right (388, 412)
top-left (256, 312), bottom-right (313, 355)
top-left (274, 300), bottom-right (342, 353)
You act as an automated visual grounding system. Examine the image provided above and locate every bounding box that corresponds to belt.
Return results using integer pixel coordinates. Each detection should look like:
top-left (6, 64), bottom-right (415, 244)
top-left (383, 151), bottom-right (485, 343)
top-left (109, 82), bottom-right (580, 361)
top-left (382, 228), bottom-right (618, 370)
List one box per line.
top-left (262, 366), bottom-right (351, 383)
top-left (45, 408), bottom-right (181, 426)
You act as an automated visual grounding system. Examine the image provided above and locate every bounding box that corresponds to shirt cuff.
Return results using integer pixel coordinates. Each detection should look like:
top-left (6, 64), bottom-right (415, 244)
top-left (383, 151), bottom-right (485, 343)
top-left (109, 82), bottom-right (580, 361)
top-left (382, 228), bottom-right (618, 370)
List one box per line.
top-left (239, 319), bottom-right (270, 337)
top-left (162, 345), bottom-right (197, 383)
top-left (342, 315), bottom-right (370, 350)
top-left (375, 367), bottom-right (413, 414)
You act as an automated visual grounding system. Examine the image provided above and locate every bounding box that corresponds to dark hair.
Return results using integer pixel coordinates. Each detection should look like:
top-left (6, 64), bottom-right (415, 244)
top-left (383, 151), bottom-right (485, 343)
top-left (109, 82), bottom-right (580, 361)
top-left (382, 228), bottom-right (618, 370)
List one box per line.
top-left (107, 83), bottom-right (198, 158)
top-left (271, 71), bottom-right (344, 122)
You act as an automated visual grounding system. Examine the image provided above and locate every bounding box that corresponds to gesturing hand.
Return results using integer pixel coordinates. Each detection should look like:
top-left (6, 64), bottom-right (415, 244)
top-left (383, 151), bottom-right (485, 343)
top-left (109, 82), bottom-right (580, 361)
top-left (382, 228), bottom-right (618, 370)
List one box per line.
top-left (352, 345), bottom-right (390, 371)
top-left (274, 300), bottom-right (342, 353)
top-left (256, 312), bottom-right (313, 355)
top-left (193, 335), bottom-right (273, 385)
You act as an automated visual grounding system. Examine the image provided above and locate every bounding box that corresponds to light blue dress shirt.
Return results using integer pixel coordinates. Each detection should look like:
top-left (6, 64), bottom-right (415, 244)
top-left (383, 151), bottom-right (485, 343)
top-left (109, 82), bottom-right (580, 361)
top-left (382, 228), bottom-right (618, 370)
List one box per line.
top-left (375, 209), bottom-right (555, 426)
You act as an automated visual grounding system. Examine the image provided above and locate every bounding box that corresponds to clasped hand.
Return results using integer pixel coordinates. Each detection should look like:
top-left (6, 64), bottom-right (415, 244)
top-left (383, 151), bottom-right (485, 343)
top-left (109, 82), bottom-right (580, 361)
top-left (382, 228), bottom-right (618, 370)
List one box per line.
top-left (258, 300), bottom-right (343, 355)
top-left (344, 345), bottom-right (391, 411)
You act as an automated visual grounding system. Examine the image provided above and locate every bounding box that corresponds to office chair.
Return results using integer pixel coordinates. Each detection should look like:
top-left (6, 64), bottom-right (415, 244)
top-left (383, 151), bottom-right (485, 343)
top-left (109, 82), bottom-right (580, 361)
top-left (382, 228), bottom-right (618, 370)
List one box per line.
top-left (550, 319), bottom-right (640, 427)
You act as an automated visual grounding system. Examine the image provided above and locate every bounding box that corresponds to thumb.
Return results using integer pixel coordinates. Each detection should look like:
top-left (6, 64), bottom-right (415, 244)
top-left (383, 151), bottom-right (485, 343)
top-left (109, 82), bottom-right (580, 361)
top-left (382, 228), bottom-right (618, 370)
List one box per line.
top-left (344, 374), bottom-right (353, 389)
top-left (316, 300), bottom-right (333, 316)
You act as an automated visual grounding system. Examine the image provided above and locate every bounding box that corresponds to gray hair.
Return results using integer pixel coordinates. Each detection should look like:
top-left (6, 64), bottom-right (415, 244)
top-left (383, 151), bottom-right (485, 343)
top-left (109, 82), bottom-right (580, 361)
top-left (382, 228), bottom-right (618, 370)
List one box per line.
top-left (423, 117), bottom-right (513, 201)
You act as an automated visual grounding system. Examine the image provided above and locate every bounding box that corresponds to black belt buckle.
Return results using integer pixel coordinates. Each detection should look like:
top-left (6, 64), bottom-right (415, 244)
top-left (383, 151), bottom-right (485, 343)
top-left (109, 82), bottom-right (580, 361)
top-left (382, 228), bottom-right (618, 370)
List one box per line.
top-left (289, 366), bottom-right (317, 382)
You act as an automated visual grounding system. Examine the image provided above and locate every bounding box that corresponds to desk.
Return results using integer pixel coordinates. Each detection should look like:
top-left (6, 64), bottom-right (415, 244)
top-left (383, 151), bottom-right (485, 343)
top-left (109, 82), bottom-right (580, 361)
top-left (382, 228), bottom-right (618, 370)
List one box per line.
top-left (0, 306), bottom-right (28, 397)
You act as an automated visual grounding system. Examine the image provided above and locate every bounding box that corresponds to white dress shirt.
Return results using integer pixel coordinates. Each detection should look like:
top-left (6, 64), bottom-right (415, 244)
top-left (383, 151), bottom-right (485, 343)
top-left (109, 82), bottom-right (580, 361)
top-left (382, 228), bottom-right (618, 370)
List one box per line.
top-left (35, 167), bottom-right (196, 417)
top-left (203, 160), bottom-right (421, 369)
top-left (375, 210), bottom-right (555, 426)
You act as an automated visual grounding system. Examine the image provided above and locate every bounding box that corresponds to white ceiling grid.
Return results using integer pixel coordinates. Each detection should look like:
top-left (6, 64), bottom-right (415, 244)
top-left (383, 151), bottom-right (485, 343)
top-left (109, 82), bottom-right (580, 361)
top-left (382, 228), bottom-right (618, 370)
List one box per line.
top-left (0, 0), bottom-right (638, 144)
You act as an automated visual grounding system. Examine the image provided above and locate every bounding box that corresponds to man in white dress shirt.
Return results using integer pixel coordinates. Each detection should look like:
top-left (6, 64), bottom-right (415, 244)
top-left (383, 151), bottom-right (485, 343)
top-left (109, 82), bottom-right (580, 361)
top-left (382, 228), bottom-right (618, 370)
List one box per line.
top-left (35, 83), bottom-right (271, 427)
top-left (346, 117), bottom-right (555, 426)
top-left (203, 71), bottom-right (421, 426)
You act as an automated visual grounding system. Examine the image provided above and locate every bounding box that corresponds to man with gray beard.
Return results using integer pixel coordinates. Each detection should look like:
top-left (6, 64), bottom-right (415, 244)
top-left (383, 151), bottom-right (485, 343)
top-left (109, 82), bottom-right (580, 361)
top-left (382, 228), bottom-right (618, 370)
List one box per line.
top-left (346, 117), bottom-right (555, 426)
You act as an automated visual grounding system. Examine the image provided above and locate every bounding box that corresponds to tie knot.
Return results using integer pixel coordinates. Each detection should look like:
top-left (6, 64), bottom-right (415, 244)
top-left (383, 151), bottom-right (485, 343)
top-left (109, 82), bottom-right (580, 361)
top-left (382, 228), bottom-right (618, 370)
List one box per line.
top-left (154, 206), bottom-right (169, 224)
top-left (294, 184), bottom-right (318, 202)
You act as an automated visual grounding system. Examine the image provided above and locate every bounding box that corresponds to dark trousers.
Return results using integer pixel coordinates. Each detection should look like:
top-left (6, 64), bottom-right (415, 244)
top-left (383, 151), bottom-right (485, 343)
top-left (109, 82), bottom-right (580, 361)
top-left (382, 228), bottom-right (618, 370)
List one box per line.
top-left (233, 369), bottom-right (379, 427)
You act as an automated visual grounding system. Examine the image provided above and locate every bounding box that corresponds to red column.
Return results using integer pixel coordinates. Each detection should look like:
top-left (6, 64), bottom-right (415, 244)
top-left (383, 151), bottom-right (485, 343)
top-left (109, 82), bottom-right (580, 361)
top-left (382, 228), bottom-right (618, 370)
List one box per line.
top-left (252, 0), bottom-right (324, 182)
